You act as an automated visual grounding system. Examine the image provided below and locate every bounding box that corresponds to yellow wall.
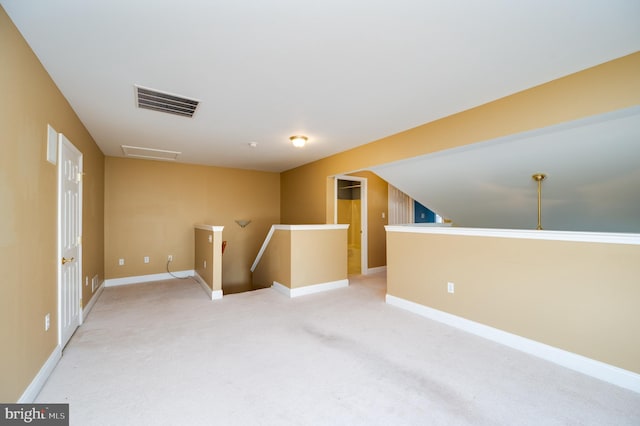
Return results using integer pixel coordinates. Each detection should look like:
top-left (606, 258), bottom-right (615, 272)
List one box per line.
top-left (386, 230), bottom-right (640, 374)
top-left (291, 229), bottom-right (347, 287)
top-left (337, 199), bottom-right (361, 246)
top-left (281, 52), bottom-right (640, 224)
top-left (104, 157), bottom-right (279, 294)
top-left (0, 7), bottom-right (105, 402)
top-left (194, 228), bottom-right (214, 290)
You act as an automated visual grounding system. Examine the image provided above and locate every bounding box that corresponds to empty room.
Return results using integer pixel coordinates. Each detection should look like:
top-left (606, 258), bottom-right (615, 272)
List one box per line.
top-left (1, 1), bottom-right (639, 425)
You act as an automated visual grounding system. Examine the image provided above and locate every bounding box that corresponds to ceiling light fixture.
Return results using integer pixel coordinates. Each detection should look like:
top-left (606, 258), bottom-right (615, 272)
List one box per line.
top-left (290, 135), bottom-right (308, 148)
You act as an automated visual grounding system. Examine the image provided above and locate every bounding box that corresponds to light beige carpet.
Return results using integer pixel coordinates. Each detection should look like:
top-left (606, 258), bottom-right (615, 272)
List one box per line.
top-left (37, 273), bottom-right (640, 425)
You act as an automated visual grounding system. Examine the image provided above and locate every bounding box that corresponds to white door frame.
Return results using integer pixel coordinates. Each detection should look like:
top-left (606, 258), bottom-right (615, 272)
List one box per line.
top-left (334, 175), bottom-right (368, 275)
top-left (57, 133), bottom-right (83, 348)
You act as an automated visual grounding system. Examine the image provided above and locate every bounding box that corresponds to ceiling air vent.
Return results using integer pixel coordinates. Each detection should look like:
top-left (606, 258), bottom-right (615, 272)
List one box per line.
top-left (134, 85), bottom-right (199, 118)
top-left (121, 145), bottom-right (181, 161)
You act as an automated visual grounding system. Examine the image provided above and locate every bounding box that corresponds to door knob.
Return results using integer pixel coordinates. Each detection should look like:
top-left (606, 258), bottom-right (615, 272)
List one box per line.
top-left (62, 257), bottom-right (75, 265)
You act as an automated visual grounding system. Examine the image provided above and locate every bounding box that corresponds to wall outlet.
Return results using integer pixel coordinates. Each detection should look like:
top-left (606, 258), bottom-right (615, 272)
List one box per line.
top-left (118, 258), bottom-right (125, 266)
top-left (447, 282), bottom-right (455, 293)
top-left (168, 255), bottom-right (173, 262)
top-left (45, 313), bottom-right (50, 331)
top-left (144, 256), bottom-right (150, 264)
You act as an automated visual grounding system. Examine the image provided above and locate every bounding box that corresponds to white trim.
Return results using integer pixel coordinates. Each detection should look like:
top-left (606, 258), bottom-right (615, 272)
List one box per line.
top-left (272, 281), bottom-right (291, 297)
top-left (46, 124), bottom-right (57, 164)
top-left (104, 270), bottom-right (194, 287)
top-left (385, 225), bottom-right (640, 245)
top-left (251, 224), bottom-right (350, 272)
top-left (82, 280), bottom-right (105, 322)
top-left (194, 224), bottom-right (224, 232)
top-left (251, 225), bottom-right (276, 272)
top-left (275, 224), bottom-right (350, 231)
top-left (366, 266), bottom-right (387, 274)
top-left (272, 279), bottom-right (349, 298)
top-left (385, 294), bottom-right (640, 394)
top-left (193, 271), bottom-right (224, 300)
top-left (18, 345), bottom-right (62, 403)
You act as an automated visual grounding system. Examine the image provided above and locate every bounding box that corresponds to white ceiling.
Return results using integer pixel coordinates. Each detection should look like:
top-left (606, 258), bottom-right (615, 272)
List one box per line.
top-left (371, 107), bottom-right (640, 233)
top-left (3, 0), bottom-right (640, 173)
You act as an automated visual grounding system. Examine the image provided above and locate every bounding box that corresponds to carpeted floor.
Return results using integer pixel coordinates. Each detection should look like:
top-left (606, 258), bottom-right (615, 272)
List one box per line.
top-left (36, 272), bottom-right (640, 425)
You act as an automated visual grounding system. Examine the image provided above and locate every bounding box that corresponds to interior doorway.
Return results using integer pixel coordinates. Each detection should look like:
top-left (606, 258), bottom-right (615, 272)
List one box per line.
top-left (335, 176), bottom-right (368, 275)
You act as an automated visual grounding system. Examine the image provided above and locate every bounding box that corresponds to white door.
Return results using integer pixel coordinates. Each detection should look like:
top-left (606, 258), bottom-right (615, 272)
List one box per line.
top-left (58, 133), bottom-right (82, 348)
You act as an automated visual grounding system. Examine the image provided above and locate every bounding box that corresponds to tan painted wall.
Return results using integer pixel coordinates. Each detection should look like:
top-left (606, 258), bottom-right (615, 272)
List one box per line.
top-left (211, 228), bottom-right (223, 293)
top-left (194, 228), bottom-right (214, 290)
top-left (105, 157), bottom-right (279, 294)
top-left (387, 231), bottom-right (640, 374)
top-left (252, 229), bottom-right (291, 289)
top-left (281, 52), bottom-right (640, 224)
top-left (0, 7), bottom-right (105, 402)
top-left (252, 227), bottom-right (347, 289)
top-left (291, 229), bottom-right (347, 287)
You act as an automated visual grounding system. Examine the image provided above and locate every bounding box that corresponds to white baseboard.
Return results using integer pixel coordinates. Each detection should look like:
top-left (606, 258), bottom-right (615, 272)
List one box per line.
top-left (83, 280), bottom-right (105, 322)
top-left (193, 272), bottom-right (223, 300)
top-left (366, 266), bottom-right (387, 274)
top-left (273, 279), bottom-right (349, 298)
top-left (18, 345), bottom-right (62, 403)
top-left (193, 272), bottom-right (212, 299)
top-left (104, 270), bottom-right (194, 287)
top-left (385, 294), bottom-right (640, 394)
top-left (272, 281), bottom-right (291, 297)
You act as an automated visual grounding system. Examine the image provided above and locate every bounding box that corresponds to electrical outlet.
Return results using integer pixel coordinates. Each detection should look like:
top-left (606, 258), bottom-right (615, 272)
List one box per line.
top-left (144, 256), bottom-right (150, 264)
top-left (45, 313), bottom-right (50, 331)
top-left (168, 255), bottom-right (173, 262)
top-left (447, 282), bottom-right (455, 293)
top-left (118, 258), bottom-right (125, 266)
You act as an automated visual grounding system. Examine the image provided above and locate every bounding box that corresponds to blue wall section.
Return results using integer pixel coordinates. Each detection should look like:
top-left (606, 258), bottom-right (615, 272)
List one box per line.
top-left (414, 200), bottom-right (436, 223)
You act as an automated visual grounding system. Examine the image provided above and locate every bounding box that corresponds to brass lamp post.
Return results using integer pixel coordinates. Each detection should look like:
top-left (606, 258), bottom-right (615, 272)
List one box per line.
top-left (532, 173), bottom-right (546, 230)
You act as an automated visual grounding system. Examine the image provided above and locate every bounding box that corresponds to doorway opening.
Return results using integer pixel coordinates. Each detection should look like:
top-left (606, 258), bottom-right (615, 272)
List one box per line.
top-left (334, 176), bottom-right (368, 275)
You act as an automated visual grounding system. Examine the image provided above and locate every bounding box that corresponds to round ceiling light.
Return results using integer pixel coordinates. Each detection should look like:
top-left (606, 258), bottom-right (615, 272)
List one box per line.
top-left (290, 135), bottom-right (308, 148)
